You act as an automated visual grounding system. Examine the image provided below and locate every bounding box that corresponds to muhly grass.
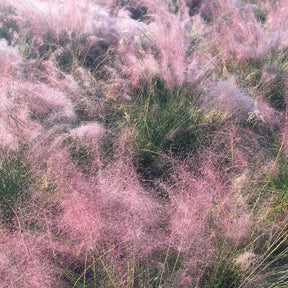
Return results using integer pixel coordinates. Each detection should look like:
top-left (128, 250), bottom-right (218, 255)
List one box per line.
top-left (1, 0), bottom-right (288, 287)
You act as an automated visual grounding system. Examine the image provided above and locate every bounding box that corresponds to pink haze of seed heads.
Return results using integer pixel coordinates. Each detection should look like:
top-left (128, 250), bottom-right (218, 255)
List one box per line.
top-left (0, 0), bottom-right (287, 286)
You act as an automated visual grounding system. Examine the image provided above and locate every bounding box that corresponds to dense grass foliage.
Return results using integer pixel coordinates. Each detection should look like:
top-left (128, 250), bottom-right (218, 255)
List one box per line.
top-left (127, 79), bottom-right (207, 178)
top-left (0, 155), bottom-right (30, 224)
top-left (1, 0), bottom-right (288, 287)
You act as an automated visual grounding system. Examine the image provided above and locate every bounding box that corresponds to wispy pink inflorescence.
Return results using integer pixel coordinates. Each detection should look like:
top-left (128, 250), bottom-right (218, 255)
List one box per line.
top-left (265, 0), bottom-right (288, 50)
top-left (1, 0), bottom-right (286, 286)
top-left (206, 1), bottom-right (265, 62)
top-left (28, 128), bottom-right (162, 266)
top-left (253, 98), bottom-right (282, 129)
top-left (58, 156), bottom-right (162, 259)
top-left (170, 158), bottom-right (219, 250)
top-left (199, 0), bottom-right (288, 64)
top-left (226, 209), bottom-right (251, 243)
top-left (0, 230), bottom-right (58, 288)
top-left (119, 49), bottom-right (160, 87)
top-left (0, 40), bottom-right (23, 81)
top-left (145, 0), bottom-right (191, 87)
top-left (0, 120), bottom-right (19, 151)
top-left (18, 82), bottom-right (76, 122)
top-left (0, 78), bottom-right (76, 152)
top-left (167, 152), bottom-right (252, 284)
top-left (71, 122), bottom-right (105, 147)
top-left (200, 81), bottom-right (255, 122)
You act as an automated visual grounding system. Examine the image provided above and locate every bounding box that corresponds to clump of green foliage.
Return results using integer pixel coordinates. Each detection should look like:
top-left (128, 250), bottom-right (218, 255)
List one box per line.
top-left (125, 78), bottom-right (208, 176)
top-left (0, 154), bottom-right (30, 223)
top-left (56, 50), bottom-right (74, 73)
top-left (0, 5), bottom-right (18, 45)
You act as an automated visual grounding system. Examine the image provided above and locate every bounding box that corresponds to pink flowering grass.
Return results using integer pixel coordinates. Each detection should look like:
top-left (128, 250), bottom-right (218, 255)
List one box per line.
top-left (17, 129), bottom-right (166, 286)
top-left (0, 230), bottom-right (59, 288)
top-left (1, 0), bottom-right (288, 287)
top-left (164, 151), bottom-right (253, 285)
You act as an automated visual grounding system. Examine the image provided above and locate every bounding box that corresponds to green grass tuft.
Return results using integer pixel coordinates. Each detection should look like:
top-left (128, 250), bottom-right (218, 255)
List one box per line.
top-left (0, 154), bottom-right (30, 223)
top-left (125, 78), bottom-right (208, 176)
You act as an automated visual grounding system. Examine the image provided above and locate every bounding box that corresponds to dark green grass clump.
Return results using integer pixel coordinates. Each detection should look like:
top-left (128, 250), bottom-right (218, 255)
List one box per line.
top-left (0, 154), bottom-right (30, 224)
top-left (126, 78), bottom-right (208, 176)
top-left (0, 5), bottom-right (18, 45)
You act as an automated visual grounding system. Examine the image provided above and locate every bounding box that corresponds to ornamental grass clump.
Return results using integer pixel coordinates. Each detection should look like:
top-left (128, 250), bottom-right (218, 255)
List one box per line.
top-left (1, 0), bottom-right (288, 287)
